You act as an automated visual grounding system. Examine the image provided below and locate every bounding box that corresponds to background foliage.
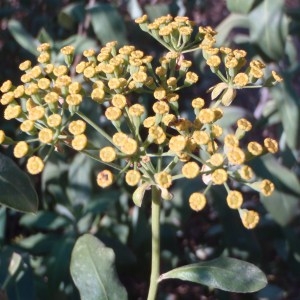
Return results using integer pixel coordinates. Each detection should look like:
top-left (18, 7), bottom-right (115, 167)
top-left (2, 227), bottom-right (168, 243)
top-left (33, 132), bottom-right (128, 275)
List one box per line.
top-left (0, 0), bottom-right (300, 299)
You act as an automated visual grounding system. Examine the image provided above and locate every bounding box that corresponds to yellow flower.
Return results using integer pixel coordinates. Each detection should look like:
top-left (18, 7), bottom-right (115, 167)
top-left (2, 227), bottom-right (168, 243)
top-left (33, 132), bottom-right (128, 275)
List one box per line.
top-left (27, 156), bottom-right (44, 175)
top-left (143, 116), bottom-right (156, 128)
top-left (198, 108), bottom-right (215, 124)
top-left (20, 120), bottom-right (35, 132)
top-left (185, 72), bottom-right (199, 84)
top-left (68, 120), bottom-right (86, 135)
top-left (91, 88), bottom-right (105, 103)
top-left (60, 45), bottom-right (75, 55)
top-left (169, 135), bottom-right (187, 152)
top-left (4, 104), bottom-right (22, 120)
top-left (206, 55), bottom-right (221, 68)
top-left (105, 107), bottom-right (122, 121)
top-left (38, 78), bottom-right (51, 90)
top-left (14, 141), bottom-right (29, 158)
top-left (1, 80), bottom-right (13, 94)
top-left (129, 104), bottom-right (145, 117)
top-left (66, 94), bottom-right (83, 106)
top-left (233, 73), bottom-right (249, 87)
top-left (47, 114), bottom-right (62, 128)
top-left (125, 170), bottom-right (141, 186)
top-left (113, 132), bottom-right (128, 147)
top-left (227, 147), bottom-right (245, 165)
top-left (19, 60), bottom-right (32, 71)
top-left (250, 67), bottom-right (264, 79)
top-left (37, 52), bottom-right (50, 63)
top-left (225, 56), bottom-right (238, 69)
top-left (71, 134), bottom-right (88, 150)
top-left (45, 64), bottom-right (54, 74)
top-left (45, 91), bottom-right (59, 104)
top-left (211, 169), bottom-right (228, 185)
top-left (121, 137), bottom-right (138, 155)
top-left (55, 75), bottom-right (72, 88)
top-left (153, 101), bottom-right (169, 114)
top-left (135, 14), bottom-right (148, 24)
top-left (211, 124), bottom-right (223, 138)
top-left (226, 190), bottom-right (243, 209)
top-left (192, 130), bottom-right (210, 145)
top-left (237, 118), bottom-right (252, 131)
top-left (224, 134), bottom-right (239, 148)
top-left (69, 82), bottom-right (82, 94)
top-left (271, 70), bottom-right (283, 82)
top-left (182, 162), bottom-right (200, 178)
top-left (162, 114), bottom-right (176, 126)
top-left (112, 94), bottom-right (127, 109)
top-left (154, 171), bottom-right (172, 188)
top-left (0, 130), bottom-right (6, 144)
top-left (260, 179), bottom-right (274, 196)
top-left (208, 153), bottom-right (224, 167)
top-left (189, 192), bottom-right (206, 211)
top-left (239, 165), bottom-right (254, 181)
top-left (206, 140), bottom-right (218, 153)
top-left (97, 170), bottom-right (114, 188)
top-left (37, 43), bottom-right (50, 52)
top-left (13, 85), bottom-right (25, 98)
top-left (179, 26), bottom-right (193, 36)
top-left (83, 66), bottom-right (96, 78)
top-left (53, 65), bottom-right (68, 77)
top-left (149, 126), bottom-right (166, 144)
top-left (247, 141), bottom-right (263, 156)
top-left (25, 83), bottom-right (38, 95)
top-left (29, 66), bottom-right (42, 79)
top-left (99, 146), bottom-right (117, 163)
top-left (38, 128), bottom-right (54, 144)
top-left (154, 87), bottom-right (167, 100)
top-left (240, 210), bottom-right (259, 229)
top-left (264, 138), bottom-right (278, 154)
top-left (75, 61), bottom-right (87, 73)
top-left (83, 49), bottom-right (96, 57)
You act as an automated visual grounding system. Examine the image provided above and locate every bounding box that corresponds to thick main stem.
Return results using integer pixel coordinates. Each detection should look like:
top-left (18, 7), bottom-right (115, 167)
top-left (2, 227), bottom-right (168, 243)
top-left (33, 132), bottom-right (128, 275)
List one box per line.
top-left (147, 185), bottom-right (161, 300)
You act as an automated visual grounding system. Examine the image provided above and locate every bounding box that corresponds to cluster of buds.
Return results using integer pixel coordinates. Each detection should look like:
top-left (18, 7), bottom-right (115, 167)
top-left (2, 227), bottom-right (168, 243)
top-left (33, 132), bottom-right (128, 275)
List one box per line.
top-left (0, 14), bottom-right (282, 229)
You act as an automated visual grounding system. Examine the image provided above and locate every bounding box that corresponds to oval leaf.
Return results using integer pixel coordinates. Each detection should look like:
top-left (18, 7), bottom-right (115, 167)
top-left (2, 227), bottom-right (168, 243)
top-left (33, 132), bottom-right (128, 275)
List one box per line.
top-left (70, 234), bottom-right (128, 300)
top-left (0, 153), bottom-right (38, 213)
top-left (159, 257), bottom-right (267, 293)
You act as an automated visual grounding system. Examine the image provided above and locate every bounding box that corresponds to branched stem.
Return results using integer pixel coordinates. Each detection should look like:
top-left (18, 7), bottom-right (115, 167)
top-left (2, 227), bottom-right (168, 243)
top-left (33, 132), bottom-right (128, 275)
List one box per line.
top-left (147, 185), bottom-right (161, 300)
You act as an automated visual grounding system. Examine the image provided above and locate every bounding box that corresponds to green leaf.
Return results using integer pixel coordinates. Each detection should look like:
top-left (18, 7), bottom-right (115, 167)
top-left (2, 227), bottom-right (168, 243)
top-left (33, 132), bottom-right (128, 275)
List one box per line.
top-left (7, 19), bottom-right (38, 55)
top-left (215, 14), bottom-right (249, 46)
top-left (0, 153), bottom-right (38, 213)
top-left (87, 4), bottom-right (128, 46)
top-left (271, 83), bottom-right (300, 149)
top-left (70, 234), bottom-right (128, 300)
top-left (248, 0), bottom-right (289, 60)
top-left (159, 257), bottom-right (267, 293)
top-left (260, 190), bottom-right (299, 226)
top-left (226, 0), bottom-right (260, 14)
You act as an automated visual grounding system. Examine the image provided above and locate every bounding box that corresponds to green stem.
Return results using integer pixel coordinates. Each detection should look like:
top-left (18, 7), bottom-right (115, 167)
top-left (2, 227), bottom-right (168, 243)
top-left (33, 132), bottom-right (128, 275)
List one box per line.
top-left (147, 185), bottom-right (161, 300)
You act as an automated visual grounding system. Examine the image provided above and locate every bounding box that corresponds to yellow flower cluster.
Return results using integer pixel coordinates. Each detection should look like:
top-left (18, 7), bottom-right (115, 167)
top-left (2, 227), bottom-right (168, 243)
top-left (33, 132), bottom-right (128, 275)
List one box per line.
top-left (0, 15), bottom-right (282, 230)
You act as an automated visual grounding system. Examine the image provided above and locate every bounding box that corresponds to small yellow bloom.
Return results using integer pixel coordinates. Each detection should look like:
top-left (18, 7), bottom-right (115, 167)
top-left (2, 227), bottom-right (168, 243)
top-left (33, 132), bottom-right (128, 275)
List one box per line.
top-left (264, 138), bottom-right (278, 154)
top-left (211, 124), bottom-right (223, 138)
top-left (227, 147), bottom-right (245, 165)
top-left (27, 156), bottom-right (44, 175)
top-left (55, 75), bottom-right (72, 88)
top-left (154, 171), bottom-right (172, 188)
top-left (189, 192), bottom-right (206, 211)
top-left (38, 128), bottom-right (54, 144)
top-left (69, 82), bottom-right (82, 94)
top-left (154, 87), bottom-right (167, 100)
top-left (237, 118), bottom-right (252, 131)
top-left (113, 132), bottom-right (128, 147)
top-left (239, 165), bottom-right (254, 181)
top-left (99, 146), bottom-right (117, 163)
top-left (20, 120), bottom-right (35, 132)
top-left (271, 70), bottom-right (283, 82)
top-left (37, 43), bottom-right (50, 52)
top-left (4, 104), bottom-right (22, 120)
top-left (19, 60), bottom-right (32, 71)
top-left (206, 55), bottom-right (221, 68)
top-left (37, 52), bottom-right (50, 63)
top-left (45, 91), bottom-right (59, 104)
top-left (14, 141), bottom-right (29, 158)
top-left (247, 141), bottom-right (263, 156)
top-left (60, 45), bottom-right (75, 55)
top-left (149, 126), bottom-right (166, 144)
top-left (83, 66), bottom-right (96, 78)
top-left (143, 116), bottom-right (156, 128)
top-left (125, 170), bottom-right (141, 186)
top-left (208, 153), bottom-right (224, 167)
top-left (68, 120), bottom-right (86, 135)
top-left (29, 66), bottom-right (42, 79)
top-left (198, 108), bottom-right (215, 124)
top-left (112, 94), bottom-right (127, 109)
top-left (240, 210), bottom-right (259, 229)
top-left (97, 170), bottom-right (114, 188)
top-left (182, 162), bottom-right (200, 179)
top-left (162, 113), bottom-right (176, 126)
top-left (38, 78), bottom-right (51, 90)
top-left (211, 169), bottom-right (228, 185)
top-left (47, 114), bottom-right (62, 128)
top-left (91, 88), bottom-right (105, 103)
top-left (71, 134), bottom-right (88, 151)
top-left (83, 49), bottom-right (96, 57)
top-left (129, 104), bottom-right (145, 117)
top-left (226, 190), bottom-right (243, 209)
top-left (53, 65), bottom-right (68, 77)
top-left (260, 179), bottom-right (274, 196)
top-left (135, 14), bottom-right (148, 24)
top-left (105, 107), bottom-right (122, 121)
top-left (132, 71), bottom-right (148, 83)
top-left (1, 80), bottom-right (13, 94)
top-left (13, 85), bottom-right (25, 98)
top-left (192, 130), bottom-right (210, 145)
top-left (25, 83), bottom-right (38, 95)
top-left (66, 94), bottom-right (82, 106)
top-left (75, 61), bottom-right (87, 73)
top-left (233, 73), bottom-right (249, 87)
top-left (153, 101), bottom-right (169, 114)
top-left (224, 134), bottom-right (239, 148)
top-left (0, 130), bottom-right (6, 144)
top-left (169, 135), bottom-right (187, 152)
top-left (185, 71), bottom-right (198, 84)
top-left (121, 137), bottom-right (138, 155)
